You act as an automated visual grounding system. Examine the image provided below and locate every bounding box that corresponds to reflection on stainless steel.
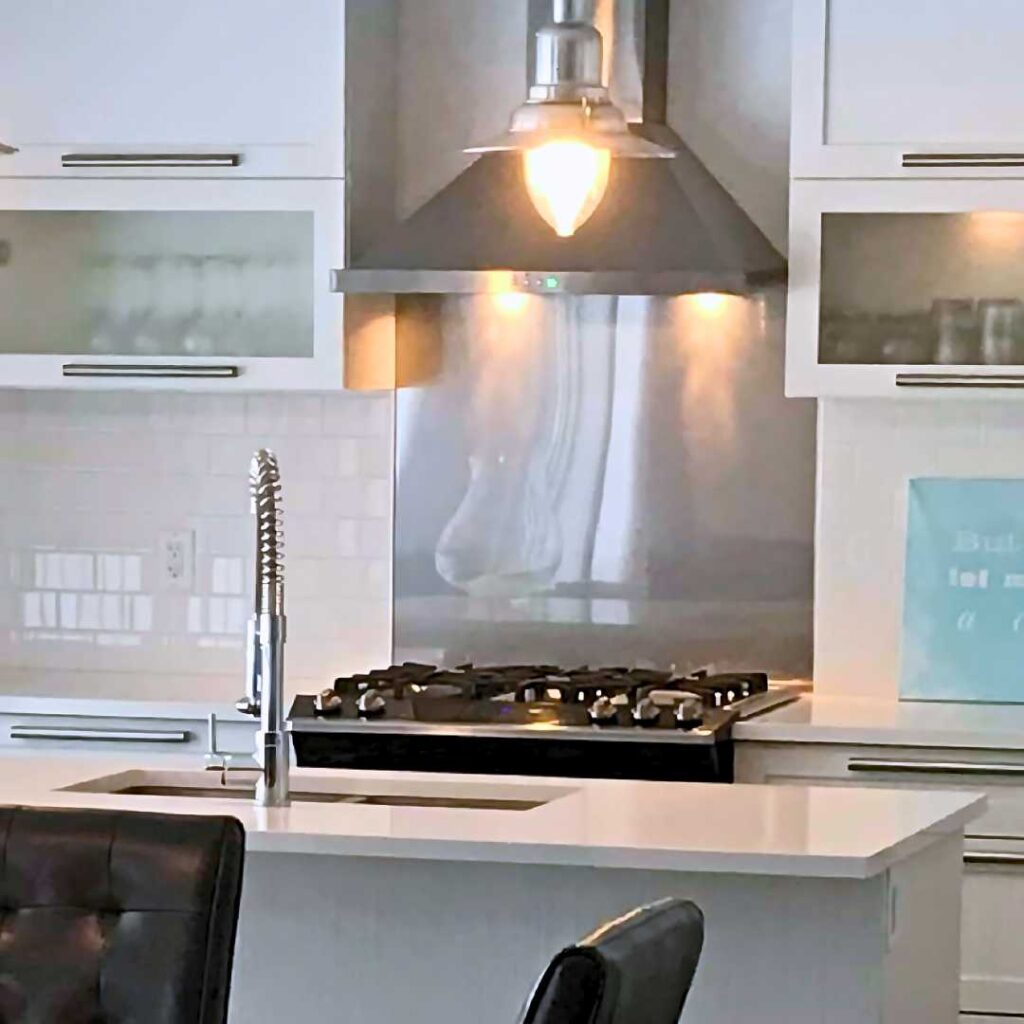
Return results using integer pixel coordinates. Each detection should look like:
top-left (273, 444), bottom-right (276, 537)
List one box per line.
top-left (395, 288), bottom-right (815, 676)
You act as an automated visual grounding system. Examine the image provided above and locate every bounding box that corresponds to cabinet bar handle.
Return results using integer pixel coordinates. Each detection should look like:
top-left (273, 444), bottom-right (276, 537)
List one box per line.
top-left (61, 153), bottom-right (241, 169)
top-left (10, 725), bottom-right (190, 743)
top-left (903, 152), bottom-right (1024, 169)
top-left (849, 758), bottom-right (1024, 777)
top-left (964, 851), bottom-right (1024, 867)
top-left (0, 143), bottom-right (16, 155)
top-left (896, 373), bottom-right (1024, 389)
top-left (63, 363), bottom-right (239, 379)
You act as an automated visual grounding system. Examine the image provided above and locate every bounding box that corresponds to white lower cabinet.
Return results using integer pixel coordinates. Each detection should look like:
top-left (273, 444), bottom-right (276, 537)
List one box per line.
top-left (962, 852), bottom-right (1024, 1017)
top-left (738, 741), bottom-right (1024, 1018)
top-left (0, 712), bottom-right (255, 758)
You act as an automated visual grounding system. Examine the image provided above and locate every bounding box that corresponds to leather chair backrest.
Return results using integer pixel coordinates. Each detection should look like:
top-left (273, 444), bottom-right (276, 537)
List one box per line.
top-left (0, 806), bottom-right (245, 1024)
top-left (520, 898), bottom-right (704, 1024)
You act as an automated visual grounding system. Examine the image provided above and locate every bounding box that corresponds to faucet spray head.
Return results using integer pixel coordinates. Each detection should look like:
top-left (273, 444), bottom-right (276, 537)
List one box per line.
top-left (250, 449), bottom-right (285, 617)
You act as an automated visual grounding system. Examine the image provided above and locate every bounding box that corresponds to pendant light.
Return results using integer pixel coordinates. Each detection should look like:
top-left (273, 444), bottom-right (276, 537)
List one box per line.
top-left (466, 0), bottom-right (675, 238)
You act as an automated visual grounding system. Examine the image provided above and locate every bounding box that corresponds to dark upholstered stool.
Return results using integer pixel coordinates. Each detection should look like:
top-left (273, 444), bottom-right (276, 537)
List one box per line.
top-left (0, 806), bottom-right (244, 1024)
top-left (519, 898), bottom-right (704, 1024)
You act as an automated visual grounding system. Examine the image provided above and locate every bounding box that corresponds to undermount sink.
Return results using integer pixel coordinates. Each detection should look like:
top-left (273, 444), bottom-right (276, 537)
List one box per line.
top-left (63, 770), bottom-right (567, 812)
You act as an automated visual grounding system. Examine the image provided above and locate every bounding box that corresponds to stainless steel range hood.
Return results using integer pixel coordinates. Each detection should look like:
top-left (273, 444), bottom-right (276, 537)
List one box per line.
top-left (334, 0), bottom-right (786, 297)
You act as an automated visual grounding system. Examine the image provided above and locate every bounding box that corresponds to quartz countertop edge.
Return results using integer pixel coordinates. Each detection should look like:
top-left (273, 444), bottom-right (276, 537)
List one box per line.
top-left (736, 694), bottom-right (1024, 751)
top-left (0, 753), bottom-right (984, 881)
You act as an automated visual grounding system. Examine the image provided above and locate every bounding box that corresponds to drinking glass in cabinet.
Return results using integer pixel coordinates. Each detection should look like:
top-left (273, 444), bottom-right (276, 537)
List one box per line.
top-left (932, 299), bottom-right (979, 365)
top-left (979, 299), bottom-right (1024, 365)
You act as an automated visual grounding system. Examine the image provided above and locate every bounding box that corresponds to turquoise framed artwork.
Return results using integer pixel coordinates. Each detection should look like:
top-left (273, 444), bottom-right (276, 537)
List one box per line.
top-left (903, 478), bottom-right (1024, 703)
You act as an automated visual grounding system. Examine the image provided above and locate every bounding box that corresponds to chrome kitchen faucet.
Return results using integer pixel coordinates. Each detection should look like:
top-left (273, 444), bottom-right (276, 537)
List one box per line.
top-left (227, 449), bottom-right (291, 807)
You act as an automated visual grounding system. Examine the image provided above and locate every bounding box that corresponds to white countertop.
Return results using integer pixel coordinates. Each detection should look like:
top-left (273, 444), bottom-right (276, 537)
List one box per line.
top-left (736, 694), bottom-right (1024, 751)
top-left (0, 750), bottom-right (982, 880)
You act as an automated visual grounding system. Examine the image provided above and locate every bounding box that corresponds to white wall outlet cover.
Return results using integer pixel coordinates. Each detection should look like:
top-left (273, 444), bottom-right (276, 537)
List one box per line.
top-left (158, 530), bottom-right (195, 591)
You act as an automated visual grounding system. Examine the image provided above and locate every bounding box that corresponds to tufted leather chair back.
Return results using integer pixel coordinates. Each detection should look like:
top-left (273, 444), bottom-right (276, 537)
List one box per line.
top-left (519, 898), bottom-right (705, 1024)
top-left (0, 806), bottom-right (245, 1024)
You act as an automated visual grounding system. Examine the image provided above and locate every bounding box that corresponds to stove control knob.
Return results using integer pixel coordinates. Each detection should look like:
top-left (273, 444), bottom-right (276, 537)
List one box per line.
top-left (588, 696), bottom-right (619, 726)
top-left (314, 689), bottom-right (344, 716)
top-left (356, 689), bottom-right (387, 719)
top-left (632, 697), bottom-right (661, 728)
top-left (675, 698), bottom-right (704, 730)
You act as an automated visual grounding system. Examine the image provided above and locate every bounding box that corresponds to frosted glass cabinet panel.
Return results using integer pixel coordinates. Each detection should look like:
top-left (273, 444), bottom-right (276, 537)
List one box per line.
top-left (788, 179), bottom-right (1024, 397)
top-left (821, 214), bottom-right (1024, 367)
top-left (0, 179), bottom-right (344, 391)
top-left (0, 212), bottom-right (313, 358)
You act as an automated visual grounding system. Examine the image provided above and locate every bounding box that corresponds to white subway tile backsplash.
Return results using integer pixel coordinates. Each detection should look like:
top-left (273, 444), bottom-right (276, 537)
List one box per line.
top-left (0, 390), bottom-right (394, 704)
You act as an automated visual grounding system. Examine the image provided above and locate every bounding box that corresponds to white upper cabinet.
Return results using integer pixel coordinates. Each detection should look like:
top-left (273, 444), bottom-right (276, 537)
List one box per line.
top-left (0, 178), bottom-right (345, 391)
top-left (793, 0), bottom-right (1024, 178)
top-left (0, 0), bottom-right (345, 178)
top-left (787, 179), bottom-right (1024, 397)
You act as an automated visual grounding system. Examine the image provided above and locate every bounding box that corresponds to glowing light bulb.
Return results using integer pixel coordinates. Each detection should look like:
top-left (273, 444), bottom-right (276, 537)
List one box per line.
top-left (522, 141), bottom-right (612, 238)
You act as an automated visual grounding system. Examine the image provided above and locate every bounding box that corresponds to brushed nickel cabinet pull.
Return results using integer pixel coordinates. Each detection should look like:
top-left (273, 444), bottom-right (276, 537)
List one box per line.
top-left (63, 363), bottom-right (240, 379)
top-left (61, 153), bottom-right (241, 169)
top-left (903, 152), bottom-right (1024, 169)
top-left (10, 725), bottom-right (190, 743)
top-left (848, 758), bottom-right (1024, 777)
top-left (964, 852), bottom-right (1024, 868)
top-left (896, 373), bottom-right (1024, 389)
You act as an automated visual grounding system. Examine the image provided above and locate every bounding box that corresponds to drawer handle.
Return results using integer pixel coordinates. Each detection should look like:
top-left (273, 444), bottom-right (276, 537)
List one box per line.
top-left (903, 152), bottom-right (1024, 169)
top-left (0, 142), bottom-right (16, 156)
top-left (63, 363), bottom-right (240, 380)
top-left (10, 725), bottom-right (190, 743)
top-left (848, 758), bottom-right (1024, 777)
top-left (964, 852), bottom-right (1024, 868)
top-left (61, 152), bottom-right (241, 169)
top-left (896, 373), bottom-right (1024, 389)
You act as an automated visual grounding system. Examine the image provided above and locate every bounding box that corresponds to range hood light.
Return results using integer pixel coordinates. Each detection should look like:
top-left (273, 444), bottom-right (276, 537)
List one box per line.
top-left (466, 0), bottom-right (674, 238)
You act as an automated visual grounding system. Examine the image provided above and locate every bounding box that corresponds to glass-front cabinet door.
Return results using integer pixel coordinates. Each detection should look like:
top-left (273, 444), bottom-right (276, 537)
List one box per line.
top-left (0, 179), bottom-right (343, 390)
top-left (788, 179), bottom-right (1024, 397)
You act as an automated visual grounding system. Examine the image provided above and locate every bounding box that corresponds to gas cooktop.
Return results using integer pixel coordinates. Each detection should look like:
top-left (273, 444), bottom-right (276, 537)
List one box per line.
top-left (288, 664), bottom-right (798, 782)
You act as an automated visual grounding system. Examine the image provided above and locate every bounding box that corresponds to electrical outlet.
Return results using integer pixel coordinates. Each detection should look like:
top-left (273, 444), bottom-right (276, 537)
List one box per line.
top-left (159, 530), bottom-right (195, 591)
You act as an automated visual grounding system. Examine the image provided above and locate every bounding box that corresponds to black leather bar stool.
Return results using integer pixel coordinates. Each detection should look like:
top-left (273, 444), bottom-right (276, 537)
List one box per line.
top-left (519, 898), bottom-right (705, 1024)
top-left (0, 806), bottom-right (245, 1024)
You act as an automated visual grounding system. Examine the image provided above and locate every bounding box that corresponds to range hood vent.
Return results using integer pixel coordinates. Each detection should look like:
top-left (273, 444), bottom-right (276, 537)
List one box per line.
top-left (334, 0), bottom-right (786, 297)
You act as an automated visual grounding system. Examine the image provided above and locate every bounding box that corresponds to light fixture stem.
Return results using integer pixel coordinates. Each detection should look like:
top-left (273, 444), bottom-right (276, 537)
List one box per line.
top-left (553, 0), bottom-right (596, 24)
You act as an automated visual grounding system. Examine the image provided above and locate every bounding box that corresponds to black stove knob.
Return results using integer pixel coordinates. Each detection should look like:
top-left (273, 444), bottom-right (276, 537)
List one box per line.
top-left (675, 697), bottom-right (704, 730)
top-left (314, 689), bottom-right (343, 716)
top-left (356, 689), bottom-right (387, 719)
top-left (588, 696), bottom-right (619, 726)
top-left (632, 697), bottom-right (661, 728)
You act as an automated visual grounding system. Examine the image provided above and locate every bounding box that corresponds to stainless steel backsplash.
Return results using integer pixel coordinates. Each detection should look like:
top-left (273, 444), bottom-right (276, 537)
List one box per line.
top-left (394, 289), bottom-right (816, 677)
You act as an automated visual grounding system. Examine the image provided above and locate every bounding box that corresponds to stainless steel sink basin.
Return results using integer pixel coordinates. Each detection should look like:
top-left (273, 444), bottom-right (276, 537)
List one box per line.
top-left (112, 783), bottom-right (545, 811)
top-left (63, 769), bottom-right (570, 811)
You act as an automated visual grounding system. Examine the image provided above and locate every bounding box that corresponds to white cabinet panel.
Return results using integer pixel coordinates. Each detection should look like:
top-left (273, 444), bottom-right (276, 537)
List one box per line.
top-left (0, 178), bottom-right (345, 390)
top-left (962, 856), bottom-right (1024, 1017)
top-left (0, 0), bottom-right (345, 178)
top-left (793, 0), bottom-right (1024, 178)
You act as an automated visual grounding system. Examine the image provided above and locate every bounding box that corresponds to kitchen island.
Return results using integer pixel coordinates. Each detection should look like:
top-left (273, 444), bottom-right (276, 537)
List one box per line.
top-left (0, 752), bottom-right (984, 1024)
